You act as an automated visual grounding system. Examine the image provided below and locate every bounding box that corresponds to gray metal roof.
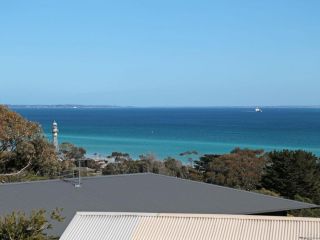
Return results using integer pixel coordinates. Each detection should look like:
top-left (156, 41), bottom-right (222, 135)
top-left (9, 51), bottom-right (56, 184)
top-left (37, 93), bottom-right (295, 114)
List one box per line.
top-left (0, 173), bottom-right (317, 236)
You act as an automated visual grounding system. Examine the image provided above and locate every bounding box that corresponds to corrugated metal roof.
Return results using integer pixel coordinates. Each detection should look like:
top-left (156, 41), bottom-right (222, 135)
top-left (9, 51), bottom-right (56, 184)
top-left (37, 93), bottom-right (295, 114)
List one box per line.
top-left (60, 212), bottom-right (320, 240)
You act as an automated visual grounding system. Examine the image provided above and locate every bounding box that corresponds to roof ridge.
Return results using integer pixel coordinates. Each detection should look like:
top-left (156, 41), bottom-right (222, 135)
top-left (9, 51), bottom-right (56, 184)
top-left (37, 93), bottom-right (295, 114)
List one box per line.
top-left (75, 212), bottom-right (320, 222)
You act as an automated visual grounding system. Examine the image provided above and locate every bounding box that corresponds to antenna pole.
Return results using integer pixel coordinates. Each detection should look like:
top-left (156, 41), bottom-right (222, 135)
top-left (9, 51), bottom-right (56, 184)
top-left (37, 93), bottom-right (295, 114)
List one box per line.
top-left (78, 159), bottom-right (81, 186)
top-left (75, 159), bottom-right (81, 188)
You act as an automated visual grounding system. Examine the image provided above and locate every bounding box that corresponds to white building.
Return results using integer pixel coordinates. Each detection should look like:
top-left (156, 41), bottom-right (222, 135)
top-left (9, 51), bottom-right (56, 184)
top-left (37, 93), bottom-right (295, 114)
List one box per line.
top-left (52, 120), bottom-right (59, 152)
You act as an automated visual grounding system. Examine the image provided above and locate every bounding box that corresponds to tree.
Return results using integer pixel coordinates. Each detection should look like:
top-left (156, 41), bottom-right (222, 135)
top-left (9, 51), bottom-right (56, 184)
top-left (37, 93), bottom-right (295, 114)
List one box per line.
top-left (85, 160), bottom-right (101, 171)
top-left (184, 167), bottom-right (202, 181)
top-left (138, 154), bottom-right (158, 173)
top-left (262, 150), bottom-right (320, 204)
top-left (179, 150), bottom-right (198, 167)
top-left (110, 152), bottom-right (132, 162)
top-left (59, 142), bottom-right (86, 161)
top-left (0, 106), bottom-right (61, 179)
top-left (102, 163), bottom-right (120, 175)
top-left (163, 157), bottom-right (188, 178)
top-left (193, 154), bottom-right (220, 175)
top-left (0, 106), bottom-right (40, 175)
top-left (102, 154), bottom-right (190, 177)
top-left (103, 154), bottom-right (160, 175)
top-left (194, 148), bottom-right (266, 190)
top-left (0, 208), bottom-right (64, 240)
top-left (30, 137), bottom-right (61, 176)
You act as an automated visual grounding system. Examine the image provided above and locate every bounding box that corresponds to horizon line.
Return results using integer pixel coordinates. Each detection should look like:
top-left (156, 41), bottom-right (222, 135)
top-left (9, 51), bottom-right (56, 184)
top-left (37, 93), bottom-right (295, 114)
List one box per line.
top-left (3, 104), bottom-right (320, 109)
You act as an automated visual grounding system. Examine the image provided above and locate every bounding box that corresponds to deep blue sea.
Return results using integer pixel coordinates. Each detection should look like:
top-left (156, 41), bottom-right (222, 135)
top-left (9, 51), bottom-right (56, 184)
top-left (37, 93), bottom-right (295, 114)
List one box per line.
top-left (13, 107), bottom-right (320, 159)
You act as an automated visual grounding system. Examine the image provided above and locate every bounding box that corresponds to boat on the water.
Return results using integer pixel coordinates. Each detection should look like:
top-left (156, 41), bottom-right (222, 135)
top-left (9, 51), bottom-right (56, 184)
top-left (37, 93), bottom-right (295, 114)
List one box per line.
top-left (255, 107), bottom-right (262, 112)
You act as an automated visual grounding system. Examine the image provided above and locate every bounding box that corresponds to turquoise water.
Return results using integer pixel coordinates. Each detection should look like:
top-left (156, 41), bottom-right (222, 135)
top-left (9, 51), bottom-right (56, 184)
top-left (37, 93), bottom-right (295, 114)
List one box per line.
top-left (13, 107), bottom-right (320, 159)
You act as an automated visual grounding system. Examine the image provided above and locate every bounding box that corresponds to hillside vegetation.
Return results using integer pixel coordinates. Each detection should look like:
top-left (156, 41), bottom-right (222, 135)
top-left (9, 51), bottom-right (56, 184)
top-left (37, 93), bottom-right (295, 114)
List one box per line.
top-left (1, 105), bottom-right (320, 217)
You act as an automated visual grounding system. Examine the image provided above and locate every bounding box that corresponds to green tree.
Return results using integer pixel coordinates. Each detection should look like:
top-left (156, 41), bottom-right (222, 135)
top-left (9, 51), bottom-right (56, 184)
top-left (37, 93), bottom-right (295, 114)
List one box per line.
top-left (110, 152), bottom-right (132, 162)
top-left (179, 150), bottom-right (198, 167)
top-left (163, 157), bottom-right (188, 178)
top-left (212, 148), bottom-right (265, 190)
top-left (30, 137), bottom-right (61, 176)
top-left (262, 150), bottom-right (320, 204)
top-left (138, 154), bottom-right (158, 173)
top-left (0, 106), bottom-right (61, 180)
top-left (102, 163), bottom-right (120, 175)
top-left (195, 148), bottom-right (266, 190)
top-left (0, 208), bottom-right (64, 240)
top-left (102, 154), bottom-right (190, 177)
top-left (193, 154), bottom-right (220, 175)
top-left (59, 142), bottom-right (86, 161)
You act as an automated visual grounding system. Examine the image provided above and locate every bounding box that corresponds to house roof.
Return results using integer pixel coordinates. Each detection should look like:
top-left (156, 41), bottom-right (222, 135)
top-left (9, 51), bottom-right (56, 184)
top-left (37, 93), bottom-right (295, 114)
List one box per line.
top-left (61, 212), bottom-right (320, 240)
top-left (0, 173), bottom-right (317, 236)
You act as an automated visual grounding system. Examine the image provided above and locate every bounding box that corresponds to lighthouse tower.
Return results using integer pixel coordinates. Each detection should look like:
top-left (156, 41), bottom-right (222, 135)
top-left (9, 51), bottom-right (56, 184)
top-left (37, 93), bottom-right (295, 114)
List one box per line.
top-left (52, 121), bottom-right (59, 152)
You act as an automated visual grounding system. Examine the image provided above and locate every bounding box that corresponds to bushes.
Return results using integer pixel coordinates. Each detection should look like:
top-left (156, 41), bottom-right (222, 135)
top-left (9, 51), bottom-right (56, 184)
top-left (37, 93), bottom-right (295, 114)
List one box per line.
top-left (194, 148), bottom-right (265, 190)
top-left (262, 150), bottom-right (320, 204)
top-left (102, 148), bottom-right (320, 217)
top-left (102, 154), bottom-right (189, 178)
top-left (0, 106), bottom-right (61, 181)
top-left (0, 209), bottom-right (64, 240)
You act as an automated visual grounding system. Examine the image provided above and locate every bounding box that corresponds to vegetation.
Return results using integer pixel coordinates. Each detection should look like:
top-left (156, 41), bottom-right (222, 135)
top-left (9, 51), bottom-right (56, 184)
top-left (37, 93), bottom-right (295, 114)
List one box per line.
top-left (0, 106), bottom-right (61, 181)
top-left (0, 208), bottom-right (64, 240)
top-left (194, 148), bottom-right (265, 190)
top-left (59, 142), bottom-right (86, 161)
top-left (289, 195), bottom-right (320, 217)
top-left (109, 152), bottom-right (132, 162)
top-left (262, 150), bottom-right (320, 205)
top-left (102, 149), bottom-right (320, 217)
top-left (1, 105), bottom-right (320, 217)
top-left (103, 154), bottom-right (189, 177)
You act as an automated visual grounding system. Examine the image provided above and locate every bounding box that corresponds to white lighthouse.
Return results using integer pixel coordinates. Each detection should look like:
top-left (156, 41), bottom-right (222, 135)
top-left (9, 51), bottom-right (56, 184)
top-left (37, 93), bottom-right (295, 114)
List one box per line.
top-left (52, 120), bottom-right (59, 152)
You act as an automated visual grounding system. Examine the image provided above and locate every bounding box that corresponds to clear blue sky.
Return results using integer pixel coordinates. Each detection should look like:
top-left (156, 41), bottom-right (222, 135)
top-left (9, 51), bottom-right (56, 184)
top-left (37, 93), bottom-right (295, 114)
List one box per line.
top-left (0, 1), bottom-right (319, 106)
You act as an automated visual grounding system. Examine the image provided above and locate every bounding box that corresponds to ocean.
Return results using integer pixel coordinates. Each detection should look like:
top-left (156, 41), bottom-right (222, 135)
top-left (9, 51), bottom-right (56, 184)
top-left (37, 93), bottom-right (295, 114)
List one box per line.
top-left (13, 107), bottom-right (320, 160)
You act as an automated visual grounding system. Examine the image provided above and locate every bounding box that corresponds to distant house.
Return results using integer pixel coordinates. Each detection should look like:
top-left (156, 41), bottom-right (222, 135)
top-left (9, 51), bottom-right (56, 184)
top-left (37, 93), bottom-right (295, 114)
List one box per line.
top-left (0, 173), bottom-right (317, 236)
top-left (60, 212), bottom-right (320, 240)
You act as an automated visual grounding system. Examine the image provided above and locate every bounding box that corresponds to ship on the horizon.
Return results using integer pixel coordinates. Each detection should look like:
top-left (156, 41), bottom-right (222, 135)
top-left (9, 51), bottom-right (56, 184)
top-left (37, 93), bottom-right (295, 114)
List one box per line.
top-left (255, 107), bottom-right (263, 112)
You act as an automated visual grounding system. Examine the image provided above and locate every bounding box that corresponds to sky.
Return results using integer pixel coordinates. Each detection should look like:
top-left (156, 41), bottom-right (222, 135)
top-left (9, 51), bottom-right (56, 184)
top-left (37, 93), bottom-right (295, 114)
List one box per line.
top-left (0, 1), bottom-right (319, 107)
